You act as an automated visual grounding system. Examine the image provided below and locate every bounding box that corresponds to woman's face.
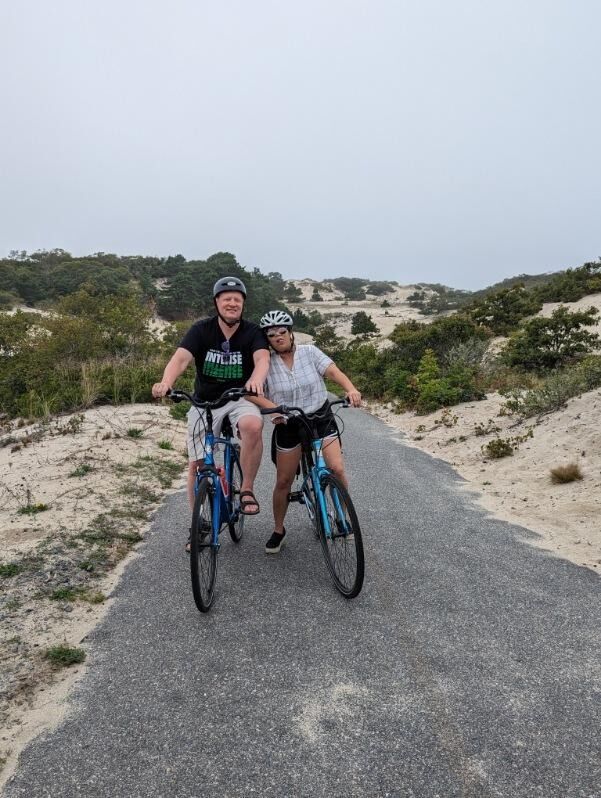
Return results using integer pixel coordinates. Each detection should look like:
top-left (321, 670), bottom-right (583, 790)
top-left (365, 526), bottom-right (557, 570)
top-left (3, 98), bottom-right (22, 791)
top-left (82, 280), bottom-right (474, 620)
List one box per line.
top-left (266, 326), bottom-right (292, 352)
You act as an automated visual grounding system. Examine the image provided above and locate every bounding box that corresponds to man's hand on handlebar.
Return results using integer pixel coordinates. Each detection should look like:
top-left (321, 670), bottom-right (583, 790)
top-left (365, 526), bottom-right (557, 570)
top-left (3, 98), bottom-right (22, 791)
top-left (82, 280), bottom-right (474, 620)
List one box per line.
top-left (244, 378), bottom-right (264, 397)
top-left (152, 382), bottom-right (172, 399)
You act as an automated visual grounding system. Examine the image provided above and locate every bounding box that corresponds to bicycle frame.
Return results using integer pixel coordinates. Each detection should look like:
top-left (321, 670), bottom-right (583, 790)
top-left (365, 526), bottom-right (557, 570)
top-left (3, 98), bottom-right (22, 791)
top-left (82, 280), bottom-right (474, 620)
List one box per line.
top-left (301, 431), bottom-right (349, 540)
top-left (194, 413), bottom-right (240, 547)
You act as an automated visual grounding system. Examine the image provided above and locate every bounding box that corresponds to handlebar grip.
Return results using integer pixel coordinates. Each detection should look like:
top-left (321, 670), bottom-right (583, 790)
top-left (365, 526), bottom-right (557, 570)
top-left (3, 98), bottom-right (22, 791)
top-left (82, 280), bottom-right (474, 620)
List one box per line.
top-left (260, 405), bottom-right (286, 415)
top-left (166, 389), bottom-right (186, 403)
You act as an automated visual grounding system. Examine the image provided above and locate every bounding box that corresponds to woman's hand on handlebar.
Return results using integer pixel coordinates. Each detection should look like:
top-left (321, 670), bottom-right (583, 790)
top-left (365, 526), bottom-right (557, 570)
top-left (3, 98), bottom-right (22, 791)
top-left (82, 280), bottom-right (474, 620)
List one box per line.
top-left (345, 388), bottom-right (362, 407)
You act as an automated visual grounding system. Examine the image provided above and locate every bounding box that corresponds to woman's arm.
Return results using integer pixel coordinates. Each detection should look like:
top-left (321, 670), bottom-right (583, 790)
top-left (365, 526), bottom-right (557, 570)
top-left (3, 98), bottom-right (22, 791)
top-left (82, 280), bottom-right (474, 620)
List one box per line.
top-left (324, 364), bottom-right (362, 407)
top-left (246, 391), bottom-right (287, 424)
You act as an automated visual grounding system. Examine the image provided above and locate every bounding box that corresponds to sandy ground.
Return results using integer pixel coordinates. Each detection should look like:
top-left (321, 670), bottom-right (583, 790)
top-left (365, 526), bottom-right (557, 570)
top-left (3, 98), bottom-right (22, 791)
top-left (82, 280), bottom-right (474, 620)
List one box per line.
top-left (0, 404), bottom-right (187, 788)
top-left (367, 390), bottom-right (601, 571)
top-left (289, 279), bottom-right (430, 339)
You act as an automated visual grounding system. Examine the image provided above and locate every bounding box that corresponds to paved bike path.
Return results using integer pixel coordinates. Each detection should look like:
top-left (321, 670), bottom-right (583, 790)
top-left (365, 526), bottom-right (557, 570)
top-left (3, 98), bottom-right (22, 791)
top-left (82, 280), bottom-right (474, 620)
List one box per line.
top-left (4, 410), bottom-right (601, 797)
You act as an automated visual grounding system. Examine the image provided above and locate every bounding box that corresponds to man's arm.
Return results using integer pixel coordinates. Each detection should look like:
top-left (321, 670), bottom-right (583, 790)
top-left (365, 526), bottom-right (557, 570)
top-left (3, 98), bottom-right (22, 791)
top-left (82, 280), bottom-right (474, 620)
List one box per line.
top-left (245, 349), bottom-right (270, 396)
top-left (152, 347), bottom-right (194, 398)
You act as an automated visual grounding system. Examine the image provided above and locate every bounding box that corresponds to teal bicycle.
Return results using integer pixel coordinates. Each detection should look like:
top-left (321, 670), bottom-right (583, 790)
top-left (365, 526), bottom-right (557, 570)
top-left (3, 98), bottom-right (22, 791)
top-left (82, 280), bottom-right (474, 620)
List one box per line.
top-left (167, 386), bottom-right (249, 612)
top-left (261, 399), bottom-right (364, 598)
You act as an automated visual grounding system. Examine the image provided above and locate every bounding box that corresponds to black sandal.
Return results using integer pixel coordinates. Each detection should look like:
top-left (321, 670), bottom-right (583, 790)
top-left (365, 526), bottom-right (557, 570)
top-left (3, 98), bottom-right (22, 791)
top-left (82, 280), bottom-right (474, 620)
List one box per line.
top-left (239, 490), bottom-right (260, 515)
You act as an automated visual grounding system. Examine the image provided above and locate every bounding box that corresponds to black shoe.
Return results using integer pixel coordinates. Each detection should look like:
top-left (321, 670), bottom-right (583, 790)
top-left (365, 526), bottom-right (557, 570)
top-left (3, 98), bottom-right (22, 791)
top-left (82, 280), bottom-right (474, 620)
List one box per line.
top-left (265, 528), bottom-right (286, 554)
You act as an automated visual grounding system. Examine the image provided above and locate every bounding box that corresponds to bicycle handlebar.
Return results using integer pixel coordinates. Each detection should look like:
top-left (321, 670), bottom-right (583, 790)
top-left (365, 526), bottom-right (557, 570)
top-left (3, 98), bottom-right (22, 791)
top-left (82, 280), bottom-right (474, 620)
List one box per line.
top-left (166, 387), bottom-right (255, 409)
top-left (260, 397), bottom-right (350, 421)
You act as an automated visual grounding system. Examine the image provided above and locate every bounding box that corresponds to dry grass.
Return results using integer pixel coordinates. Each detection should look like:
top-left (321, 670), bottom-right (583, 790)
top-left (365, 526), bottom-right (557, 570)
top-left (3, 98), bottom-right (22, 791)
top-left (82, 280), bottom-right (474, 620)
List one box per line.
top-left (550, 462), bottom-right (583, 484)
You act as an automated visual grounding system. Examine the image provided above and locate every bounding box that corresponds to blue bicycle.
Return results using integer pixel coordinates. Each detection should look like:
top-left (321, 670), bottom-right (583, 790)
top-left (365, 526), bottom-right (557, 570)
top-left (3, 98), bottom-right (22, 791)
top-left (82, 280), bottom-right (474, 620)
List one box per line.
top-left (261, 399), bottom-right (364, 598)
top-left (167, 387), bottom-right (249, 612)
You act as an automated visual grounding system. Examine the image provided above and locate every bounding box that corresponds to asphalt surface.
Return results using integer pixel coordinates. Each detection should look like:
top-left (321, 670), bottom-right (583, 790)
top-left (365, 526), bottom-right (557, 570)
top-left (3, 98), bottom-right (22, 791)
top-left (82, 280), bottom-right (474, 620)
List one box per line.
top-left (4, 408), bottom-right (601, 797)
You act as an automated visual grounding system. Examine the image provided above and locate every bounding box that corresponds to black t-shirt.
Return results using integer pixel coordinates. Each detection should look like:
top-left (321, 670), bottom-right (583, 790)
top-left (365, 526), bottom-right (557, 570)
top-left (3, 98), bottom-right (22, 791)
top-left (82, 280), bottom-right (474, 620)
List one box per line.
top-left (179, 316), bottom-right (268, 401)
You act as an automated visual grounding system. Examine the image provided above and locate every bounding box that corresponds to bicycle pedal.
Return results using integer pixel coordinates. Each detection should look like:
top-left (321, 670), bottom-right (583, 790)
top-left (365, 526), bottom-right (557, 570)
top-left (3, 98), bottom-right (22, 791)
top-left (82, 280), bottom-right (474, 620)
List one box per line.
top-left (287, 490), bottom-right (303, 503)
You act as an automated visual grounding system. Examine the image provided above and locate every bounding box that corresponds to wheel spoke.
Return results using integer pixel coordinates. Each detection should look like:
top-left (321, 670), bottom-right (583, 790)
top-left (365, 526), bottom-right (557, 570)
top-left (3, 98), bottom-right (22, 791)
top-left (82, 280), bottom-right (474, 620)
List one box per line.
top-left (318, 475), bottom-right (364, 598)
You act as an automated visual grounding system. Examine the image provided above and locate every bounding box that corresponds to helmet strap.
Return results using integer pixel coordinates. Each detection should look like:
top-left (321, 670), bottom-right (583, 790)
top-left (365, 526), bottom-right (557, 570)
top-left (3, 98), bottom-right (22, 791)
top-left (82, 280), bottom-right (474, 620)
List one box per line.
top-left (217, 312), bottom-right (240, 328)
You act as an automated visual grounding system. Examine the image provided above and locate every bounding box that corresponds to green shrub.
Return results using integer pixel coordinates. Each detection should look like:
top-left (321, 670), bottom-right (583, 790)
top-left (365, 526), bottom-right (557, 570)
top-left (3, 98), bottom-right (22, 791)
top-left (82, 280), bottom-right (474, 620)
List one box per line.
top-left (481, 429), bottom-right (533, 458)
top-left (465, 284), bottom-right (543, 335)
top-left (482, 438), bottom-right (514, 459)
top-left (44, 645), bottom-right (86, 668)
top-left (533, 260), bottom-right (601, 303)
top-left (414, 349), bottom-right (462, 413)
top-left (503, 306), bottom-right (600, 372)
top-left (501, 357), bottom-right (601, 418)
top-left (388, 315), bottom-right (489, 373)
top-left (351, 311), bottom-right (378, 336)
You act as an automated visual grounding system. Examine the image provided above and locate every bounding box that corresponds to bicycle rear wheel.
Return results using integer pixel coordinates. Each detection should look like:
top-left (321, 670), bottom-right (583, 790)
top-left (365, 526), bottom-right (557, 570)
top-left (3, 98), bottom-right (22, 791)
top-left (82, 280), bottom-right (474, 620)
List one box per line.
top-left (190, 479), bottom-right (218, 612)
top-left (228, 450), bottom-right (245, 543)
top-left (317, 474), bottom-right (364, 598)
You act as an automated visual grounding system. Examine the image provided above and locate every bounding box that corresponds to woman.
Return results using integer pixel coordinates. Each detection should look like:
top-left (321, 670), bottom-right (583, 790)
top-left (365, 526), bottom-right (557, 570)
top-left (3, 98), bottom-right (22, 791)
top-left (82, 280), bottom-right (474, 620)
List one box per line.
top-left (255, 310), bottom-right (361, 554)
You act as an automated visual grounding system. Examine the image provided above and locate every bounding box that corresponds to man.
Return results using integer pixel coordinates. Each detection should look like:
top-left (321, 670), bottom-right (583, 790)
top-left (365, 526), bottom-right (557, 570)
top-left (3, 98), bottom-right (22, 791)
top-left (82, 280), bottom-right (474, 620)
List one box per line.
top-left (152, 276), bottom-right (269, 547)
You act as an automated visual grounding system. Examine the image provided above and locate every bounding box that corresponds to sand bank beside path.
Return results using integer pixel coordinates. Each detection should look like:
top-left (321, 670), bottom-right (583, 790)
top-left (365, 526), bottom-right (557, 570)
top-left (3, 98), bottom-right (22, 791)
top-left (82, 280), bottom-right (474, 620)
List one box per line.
top-left (0, 403), bottom-right (187, 787)
top-left (367, 390), bottom-right (601, 572)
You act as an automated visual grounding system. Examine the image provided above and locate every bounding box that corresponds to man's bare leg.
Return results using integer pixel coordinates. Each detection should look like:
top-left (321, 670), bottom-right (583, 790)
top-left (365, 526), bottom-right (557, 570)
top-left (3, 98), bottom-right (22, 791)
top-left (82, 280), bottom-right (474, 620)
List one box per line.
top-left (237, 416), bottom-right (263, 513)
top-left (187, 460), bottom-right (203, 509)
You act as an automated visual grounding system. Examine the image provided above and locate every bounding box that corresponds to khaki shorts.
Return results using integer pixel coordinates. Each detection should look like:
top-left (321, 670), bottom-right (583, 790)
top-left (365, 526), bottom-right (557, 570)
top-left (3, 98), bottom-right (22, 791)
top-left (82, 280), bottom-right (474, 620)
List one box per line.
top-left (186, 398), bottom-right (262, 462)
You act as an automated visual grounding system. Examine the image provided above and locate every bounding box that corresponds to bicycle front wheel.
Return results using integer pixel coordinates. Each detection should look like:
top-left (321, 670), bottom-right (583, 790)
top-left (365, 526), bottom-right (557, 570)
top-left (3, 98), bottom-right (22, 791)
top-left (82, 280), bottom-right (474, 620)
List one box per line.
top-left (317, 474), bottom-right (364, 598)
top-left (228, 452), bottom-right (245, 543)
top-left (190, 479), bottom-right (218, 612)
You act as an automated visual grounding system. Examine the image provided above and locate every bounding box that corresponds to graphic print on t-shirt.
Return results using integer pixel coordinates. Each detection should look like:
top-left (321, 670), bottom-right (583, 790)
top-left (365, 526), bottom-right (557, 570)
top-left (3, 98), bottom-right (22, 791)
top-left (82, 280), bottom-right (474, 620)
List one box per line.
top-left (202, 349), bottom-right (243, 380)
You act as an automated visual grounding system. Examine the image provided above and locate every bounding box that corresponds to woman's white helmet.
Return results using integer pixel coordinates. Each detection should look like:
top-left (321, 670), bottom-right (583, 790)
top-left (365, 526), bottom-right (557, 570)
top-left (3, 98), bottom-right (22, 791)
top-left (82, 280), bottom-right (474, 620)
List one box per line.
top-left (259, 310), bottom-right (293, 329)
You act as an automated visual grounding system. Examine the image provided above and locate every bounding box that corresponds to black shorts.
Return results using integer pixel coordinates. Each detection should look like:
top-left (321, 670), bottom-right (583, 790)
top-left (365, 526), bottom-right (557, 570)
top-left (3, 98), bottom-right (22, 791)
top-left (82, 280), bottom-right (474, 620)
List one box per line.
top-left (273, 401), bottom-right (338, 452)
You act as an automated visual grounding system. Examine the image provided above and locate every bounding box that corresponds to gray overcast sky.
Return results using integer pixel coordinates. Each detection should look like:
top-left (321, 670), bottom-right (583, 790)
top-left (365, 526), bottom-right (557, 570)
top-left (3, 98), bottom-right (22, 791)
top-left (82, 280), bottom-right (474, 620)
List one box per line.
top-left (1, 1), bottom-right (600, 289)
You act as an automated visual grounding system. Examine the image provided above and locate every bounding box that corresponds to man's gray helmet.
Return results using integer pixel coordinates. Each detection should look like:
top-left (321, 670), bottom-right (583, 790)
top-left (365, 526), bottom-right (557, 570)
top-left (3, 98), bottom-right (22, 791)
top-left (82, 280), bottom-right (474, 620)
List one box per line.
top-left (259, 310), bottom-right (294, 329)
top-left (213, 276), bottom-right (247, 299)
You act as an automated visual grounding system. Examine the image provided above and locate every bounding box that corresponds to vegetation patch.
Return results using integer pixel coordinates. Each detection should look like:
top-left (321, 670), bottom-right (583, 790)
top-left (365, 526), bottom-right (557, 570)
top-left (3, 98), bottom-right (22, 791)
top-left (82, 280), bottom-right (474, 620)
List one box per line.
top-left (169, 402), bottom-right (188, 421)
top-left (474, 419), bottom-right (501, 436)
top-left (68, 463), bottom-right (93, 478)
top-left (481, 429), bottom-right (534, 459)
top-left (17, 503), bottom-right (49, 515)
top-left (0, 562), bottom-right (23, 578)
top-left (550, 463), bottom-right (583, 484)
top-left (502, 356), bottom-right (601, 418)
top-left (126, 427), bottom-right (143, 439)
top-left (44, 645), bottom-right (86, 669)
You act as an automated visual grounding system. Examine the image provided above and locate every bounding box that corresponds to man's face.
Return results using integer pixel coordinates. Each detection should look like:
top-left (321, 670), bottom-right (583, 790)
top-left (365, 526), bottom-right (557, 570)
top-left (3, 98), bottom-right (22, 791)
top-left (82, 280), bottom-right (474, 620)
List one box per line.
top-left (215, 291), bottom-right (244, 323)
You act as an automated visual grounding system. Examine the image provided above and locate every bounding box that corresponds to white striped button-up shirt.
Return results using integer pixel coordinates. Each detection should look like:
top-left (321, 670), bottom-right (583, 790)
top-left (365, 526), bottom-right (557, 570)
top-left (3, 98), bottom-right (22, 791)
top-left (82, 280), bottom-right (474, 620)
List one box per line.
top-left (265, 345), bottom-right (333, 413)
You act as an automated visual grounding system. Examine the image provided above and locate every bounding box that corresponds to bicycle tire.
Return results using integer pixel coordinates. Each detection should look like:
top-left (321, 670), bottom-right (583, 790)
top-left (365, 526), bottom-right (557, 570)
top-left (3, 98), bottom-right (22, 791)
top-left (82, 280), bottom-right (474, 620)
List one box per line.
top-left (228, 450), bottom-right (245, 543)
top-left (317, 473), bottom-right (364, 598)
top-left (190, 479), bottom-right (218, 612)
